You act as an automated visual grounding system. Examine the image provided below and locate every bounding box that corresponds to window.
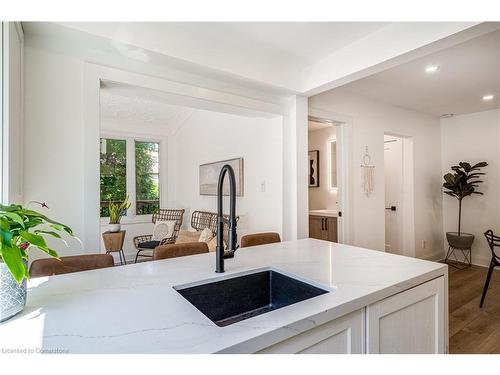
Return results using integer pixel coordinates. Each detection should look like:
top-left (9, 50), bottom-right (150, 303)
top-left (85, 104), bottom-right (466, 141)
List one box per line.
top-left (100, 138), bottom-right (127, 217)
top-left (99, 137), bottom-right (161, 218)
top-left (135, 141), bottom-right (160, 215)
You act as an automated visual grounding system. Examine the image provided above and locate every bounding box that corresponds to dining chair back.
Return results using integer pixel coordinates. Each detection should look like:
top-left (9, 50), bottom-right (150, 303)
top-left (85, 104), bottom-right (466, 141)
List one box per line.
top-left (29, 254), bottom-right (114, 278)
top-left (240, 232), bottom-right (281, 248)
top-left (480, 229), bottom-right (500, 307)
top-left (153, 242), bottom-right (209, 261)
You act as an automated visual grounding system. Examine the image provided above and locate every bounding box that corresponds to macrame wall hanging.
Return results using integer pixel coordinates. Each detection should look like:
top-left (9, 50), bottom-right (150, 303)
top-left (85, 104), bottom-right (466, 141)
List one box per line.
top-left (360, 146), bottom-right (375, 196)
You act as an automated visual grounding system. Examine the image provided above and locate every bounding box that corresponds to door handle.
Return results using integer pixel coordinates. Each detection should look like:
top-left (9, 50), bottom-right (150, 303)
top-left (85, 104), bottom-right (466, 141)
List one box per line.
top-left (385, 206), bottom-right (397, 211)
top-left (325, 219), bottom-right (328, 231)
top-left (321, 218), bottom-right (325, 231)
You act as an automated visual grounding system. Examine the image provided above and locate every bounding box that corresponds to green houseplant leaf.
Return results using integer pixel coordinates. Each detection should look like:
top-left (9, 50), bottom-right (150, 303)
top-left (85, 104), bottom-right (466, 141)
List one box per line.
top-left (0, 202), bottom-right (75, 284)
top-left (1, 244), bottom-right (27, 283)
top-left (108, 196), bottom-right (131, 224)
top-left (442, 161), bottom-right (488, 236)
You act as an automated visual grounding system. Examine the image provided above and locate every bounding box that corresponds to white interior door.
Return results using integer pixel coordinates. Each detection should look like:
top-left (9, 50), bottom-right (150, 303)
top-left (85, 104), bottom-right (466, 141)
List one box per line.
top-left (384, 135), bottom-right (403, 254)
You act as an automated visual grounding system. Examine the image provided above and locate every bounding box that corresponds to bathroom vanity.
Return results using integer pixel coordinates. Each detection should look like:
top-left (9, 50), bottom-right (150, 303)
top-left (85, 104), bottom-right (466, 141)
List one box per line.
top-left (0, 239), bottom-right (447, 354)
top-left (309, 209), bottom-right (338, 242)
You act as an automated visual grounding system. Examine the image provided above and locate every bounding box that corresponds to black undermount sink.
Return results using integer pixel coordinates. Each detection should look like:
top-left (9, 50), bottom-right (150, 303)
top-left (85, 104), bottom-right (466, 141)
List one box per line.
top-left (174, 269), bottom-right (329, 327)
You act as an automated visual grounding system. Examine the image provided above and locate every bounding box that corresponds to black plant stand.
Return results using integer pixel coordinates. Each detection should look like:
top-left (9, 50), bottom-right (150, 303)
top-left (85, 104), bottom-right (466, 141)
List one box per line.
top-left (444, 245), bottom-right (472, 269)
top-left (445, 232), bottom-right (474, 270)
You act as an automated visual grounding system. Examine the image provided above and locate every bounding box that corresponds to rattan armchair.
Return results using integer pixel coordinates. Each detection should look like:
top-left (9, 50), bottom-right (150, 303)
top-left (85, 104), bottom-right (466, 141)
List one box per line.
top-left (190, 210), bottom-right (219, 234)
top-left (133, 209), bottom-right (185, 263)
top-left (190, 210), bottom-right (239, 238)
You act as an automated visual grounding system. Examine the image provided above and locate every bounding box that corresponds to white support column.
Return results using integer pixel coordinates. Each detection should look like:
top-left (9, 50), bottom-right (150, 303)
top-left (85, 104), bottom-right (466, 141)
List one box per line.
top-left (282, 95), bottom-right (308, 240)
top-left (83, 64), bottom-right (101, 252)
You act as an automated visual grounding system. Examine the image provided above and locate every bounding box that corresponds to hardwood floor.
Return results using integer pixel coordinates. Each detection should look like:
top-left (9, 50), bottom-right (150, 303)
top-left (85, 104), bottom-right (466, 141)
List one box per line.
top-left (449, 263), bottom-right (500, 353)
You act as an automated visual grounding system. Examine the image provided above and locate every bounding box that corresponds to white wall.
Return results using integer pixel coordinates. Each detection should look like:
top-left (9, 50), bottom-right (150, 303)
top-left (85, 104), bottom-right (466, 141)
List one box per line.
top-left (24, 39), bottom-right (85, 260)
top-left (2, 22), bottom-right (24, 205)
top-left (441, 109), bottom-right (500, 266)
top-left (309, 89), bottom-right (443, 259)
top-left (23, 30), bottom-right (298, 262)
top-left (308, 126), bottom-right (338, 210)
top-left (173, 110), bottom-right (283, 240)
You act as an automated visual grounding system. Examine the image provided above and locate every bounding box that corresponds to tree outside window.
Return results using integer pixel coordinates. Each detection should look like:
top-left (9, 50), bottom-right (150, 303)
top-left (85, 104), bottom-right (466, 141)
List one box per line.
top-left (135, 141), bottom-right (160, 215)
top-left (100, 138), bottom-right (126, 217)
top-left (99, 138), bottom-right (160, 217)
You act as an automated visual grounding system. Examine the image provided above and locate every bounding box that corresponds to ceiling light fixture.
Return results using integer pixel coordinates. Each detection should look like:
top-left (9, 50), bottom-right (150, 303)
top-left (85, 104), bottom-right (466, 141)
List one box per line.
top-left (425, 65), bottom-right (440, 73)
top-left (482, 94), bottom-right (495, 101)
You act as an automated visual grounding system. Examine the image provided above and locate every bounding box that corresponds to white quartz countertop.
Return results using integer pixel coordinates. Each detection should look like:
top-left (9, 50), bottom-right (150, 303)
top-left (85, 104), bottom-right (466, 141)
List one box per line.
top-left (309, 209), bottom-right (338, 217)
top-left (0, 239), bottom-right (446, 354)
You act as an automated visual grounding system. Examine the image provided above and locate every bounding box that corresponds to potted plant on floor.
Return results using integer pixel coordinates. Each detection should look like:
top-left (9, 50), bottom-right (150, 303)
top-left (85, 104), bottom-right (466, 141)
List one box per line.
top-left (0, 202), bottom-right (74, 322)
top-left (108, 196), bottom-right (130, 232)
top-left (443, 161), bottom-right (488, 251)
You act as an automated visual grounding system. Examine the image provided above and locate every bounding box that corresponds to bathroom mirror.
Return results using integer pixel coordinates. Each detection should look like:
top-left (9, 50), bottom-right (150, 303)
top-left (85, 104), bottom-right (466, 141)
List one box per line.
top-left (329, 139), bottom-right (337, 189)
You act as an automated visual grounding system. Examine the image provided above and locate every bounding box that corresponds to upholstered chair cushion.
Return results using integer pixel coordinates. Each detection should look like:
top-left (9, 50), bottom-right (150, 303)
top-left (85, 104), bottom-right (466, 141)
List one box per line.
top-left (137, 241), bottom-right (160, 249)
top-left (153, 242), bottom-right (209, 261)
top-left (176, 230), bottom-right (202, 243)
top-left (207, 236), bottom-right (217, 252)
top-left (152, 220), bottom-right (176, 241)
top-left (206, 236), bottom-right (227, 252)
top-left (198, 227), bottom-right (214, 243)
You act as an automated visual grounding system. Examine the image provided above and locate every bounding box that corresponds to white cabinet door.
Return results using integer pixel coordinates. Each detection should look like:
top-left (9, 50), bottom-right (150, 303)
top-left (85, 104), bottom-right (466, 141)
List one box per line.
top-left (366, 276), bottom-right (445, 354)
top-left (257, 309), bottom-right (364, 354)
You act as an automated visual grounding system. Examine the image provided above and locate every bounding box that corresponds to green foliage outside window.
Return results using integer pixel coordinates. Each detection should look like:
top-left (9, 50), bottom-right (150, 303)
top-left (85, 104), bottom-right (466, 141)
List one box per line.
top-left (135, 141), bottom-right (160, 215)
top-left (100, 138), bottom-right (160, 217)
top-left (100, 139), bottom-right (126, 217)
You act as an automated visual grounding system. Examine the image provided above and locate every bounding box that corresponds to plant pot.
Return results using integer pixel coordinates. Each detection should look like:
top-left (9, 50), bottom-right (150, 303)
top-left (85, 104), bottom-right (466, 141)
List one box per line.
top-left (109, 223), bottom-right (121, 233)
top-left (0, 261), bottom-right (27, 323)
top-left (446, 232), bottom-right (474, 249)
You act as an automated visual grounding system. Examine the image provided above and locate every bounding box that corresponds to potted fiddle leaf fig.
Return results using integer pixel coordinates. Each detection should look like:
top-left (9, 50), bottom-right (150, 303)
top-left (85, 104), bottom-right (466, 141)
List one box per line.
top-left (0, 202), bottom-right (74, 322)
top-left (443, 161), bottom-right (488, 250)
top-left (108, 196), bottom-right (130, 232)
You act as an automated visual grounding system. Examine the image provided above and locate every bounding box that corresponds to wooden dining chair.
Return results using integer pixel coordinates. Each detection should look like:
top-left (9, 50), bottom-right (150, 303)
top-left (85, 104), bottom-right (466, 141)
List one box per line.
top-left (153, 242), bottom-right (209, 261)
top-left (29, 254), bottom-right (114, 278)
top-left (240, 232), bottom-right (281, 248)
top-left (480, 230), bottom-right (500, 307)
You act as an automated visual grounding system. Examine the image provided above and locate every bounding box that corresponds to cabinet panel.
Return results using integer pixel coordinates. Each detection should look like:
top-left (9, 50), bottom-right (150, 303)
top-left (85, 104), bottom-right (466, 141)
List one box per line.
top-left (309, 216), bottom-right (324, 240)
top-left (309, 215), bottom-right (337, 242)
top-left (326, 217), bottom-right (337, 242)
top-left (257, 309), bottom-right (363, 354)
top-left (366, 277), bottom-right (445, 354)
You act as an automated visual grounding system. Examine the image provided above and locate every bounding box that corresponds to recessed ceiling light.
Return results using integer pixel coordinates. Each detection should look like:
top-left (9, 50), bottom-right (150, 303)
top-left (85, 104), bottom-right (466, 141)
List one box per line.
top-left (482, 94), bottom-right (495, 101)
top-left (425, 65), bottom-right (440, 73)
top-left (440, 114), bottom-right (455, 119)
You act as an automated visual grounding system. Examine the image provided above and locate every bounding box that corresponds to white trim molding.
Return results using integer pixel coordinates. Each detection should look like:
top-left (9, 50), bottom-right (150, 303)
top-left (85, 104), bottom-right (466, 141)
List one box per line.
top-left (309, 107), bottom-right (353, 245)
top-left (83, 63), bottom-right (288, 251)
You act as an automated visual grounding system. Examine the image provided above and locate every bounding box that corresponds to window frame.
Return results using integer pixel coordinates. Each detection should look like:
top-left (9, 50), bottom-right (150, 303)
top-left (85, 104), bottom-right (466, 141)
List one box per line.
top-left (134, 139), bottom-right (161, 216)
top-left (100, 132), bottom-right (165, 224)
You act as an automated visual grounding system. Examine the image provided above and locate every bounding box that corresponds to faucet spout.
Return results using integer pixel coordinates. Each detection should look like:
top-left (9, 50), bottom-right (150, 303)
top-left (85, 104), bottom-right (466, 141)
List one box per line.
top-left (215, 164), bottom-right (238, 273)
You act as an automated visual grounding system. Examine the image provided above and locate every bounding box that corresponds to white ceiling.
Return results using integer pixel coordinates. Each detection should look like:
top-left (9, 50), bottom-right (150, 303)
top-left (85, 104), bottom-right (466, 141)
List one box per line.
top-left (54, 22), bottom-right (389, 92)
top-left (100, 81), bottom-right (194, 133)
top-left (338, 29), bottom-right (500, 117)
top-left (308, 120), bottom-right (332, 132)
top-left (24, 22), bottom-right (493, 98)
top-left (59, 21), bottom-right (388, 67)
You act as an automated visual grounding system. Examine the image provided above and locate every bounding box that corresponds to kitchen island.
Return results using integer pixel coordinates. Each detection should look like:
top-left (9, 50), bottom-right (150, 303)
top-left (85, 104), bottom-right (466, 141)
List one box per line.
top-left (0, 239), bottom-right (448, 354)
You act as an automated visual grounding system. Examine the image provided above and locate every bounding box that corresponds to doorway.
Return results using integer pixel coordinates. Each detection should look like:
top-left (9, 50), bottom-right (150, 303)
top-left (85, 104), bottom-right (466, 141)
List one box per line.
top-left (307, 115), bottom-right (348, 244)
top-left (384, 133), bottom-right (415, 256)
